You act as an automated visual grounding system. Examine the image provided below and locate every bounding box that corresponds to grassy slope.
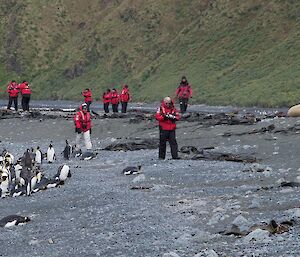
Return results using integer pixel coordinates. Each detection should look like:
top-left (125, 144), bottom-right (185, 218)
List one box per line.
top-left (0, 0), bottom-right (300, 107)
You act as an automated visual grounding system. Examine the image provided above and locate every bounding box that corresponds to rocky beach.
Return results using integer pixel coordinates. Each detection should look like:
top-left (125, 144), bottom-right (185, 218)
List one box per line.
top-left (0, 101), bottom-right (299, 257)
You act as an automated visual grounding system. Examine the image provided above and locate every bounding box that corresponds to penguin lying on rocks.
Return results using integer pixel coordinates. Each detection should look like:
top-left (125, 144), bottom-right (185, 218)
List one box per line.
top-left (80, 151), bottom-right (97, 161)
top-left (32, 177), bottom-right (60, 192)
top-left (54, 164), bottom-right (71, 181)
top-left (33, 165), bottom-right (71, 192)
top-left (122, 165), bottom-right (142, 175)
top-left (0, 215), bottom-right (31, 228)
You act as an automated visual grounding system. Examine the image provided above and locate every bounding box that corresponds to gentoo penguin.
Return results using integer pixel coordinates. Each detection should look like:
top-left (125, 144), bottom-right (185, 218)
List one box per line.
top-left (122, 165), bottom-right (142, 175)
top-left (80, 151), bottom-right (97, 161)
top-left (0, 215), bottom-right (31, 227)
top-left (47, 143), bottom-right (56, 163)
top-left (62, 140), bottom-right (72, 160)
top-left (35, 146), bottom-right (42, 164)
top-left (54, 164), bottom-right (71, 181)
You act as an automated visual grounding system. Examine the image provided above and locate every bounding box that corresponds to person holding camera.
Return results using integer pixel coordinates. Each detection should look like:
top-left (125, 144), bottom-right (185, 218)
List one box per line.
top-left (74, 103), bottom-right (92, 151)
top-left (155, 96), bottom-right (180, 160)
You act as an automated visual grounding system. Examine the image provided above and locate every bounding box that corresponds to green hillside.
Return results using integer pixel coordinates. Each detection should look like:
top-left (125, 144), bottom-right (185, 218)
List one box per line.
top-left (0, 0), bottom-right (300, 107)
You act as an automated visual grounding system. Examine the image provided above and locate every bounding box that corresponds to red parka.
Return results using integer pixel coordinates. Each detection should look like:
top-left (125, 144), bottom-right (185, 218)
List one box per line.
top-left (82, 89), bottom-right (93, 102)
top-left (6, 81), bottom-right (19, 97)
top-left (102, 91), bottom-right (111, 104)
top-left (74, 106), bottom-right (92, 132)
top-left (175, 83), bottom-right (193, 99)
top-left (120, 85), bottom-right (130, 102)
top-left (18, 82), bottom-right (32, 95)
top-left (155, 100), bottom-right (180, 131)
top-left (110, 90), bottom-right (119, 105)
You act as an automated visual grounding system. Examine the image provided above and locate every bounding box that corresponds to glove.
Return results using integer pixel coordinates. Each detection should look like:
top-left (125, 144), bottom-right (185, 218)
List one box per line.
top-left (75, 127), bottom-right (82, 134)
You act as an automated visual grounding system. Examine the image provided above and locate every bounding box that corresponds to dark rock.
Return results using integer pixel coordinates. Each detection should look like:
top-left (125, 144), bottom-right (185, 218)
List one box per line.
top-left (104, 138), bottom-right (159, 151)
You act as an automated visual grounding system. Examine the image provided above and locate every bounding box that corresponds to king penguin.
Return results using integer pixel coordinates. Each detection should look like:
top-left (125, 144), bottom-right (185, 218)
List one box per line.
top-left (47, 143), bottom-right (56, 163)
top-left (35, 146), bottom-right (42, 164)
top-left (62, 140), bottom-right (72, 160)
top-left (0, 173), bottom-right (9, 197)
top-left (54, 164), bottom-right (71, 182)
top-left (0, 215), bottom-right (31, 227)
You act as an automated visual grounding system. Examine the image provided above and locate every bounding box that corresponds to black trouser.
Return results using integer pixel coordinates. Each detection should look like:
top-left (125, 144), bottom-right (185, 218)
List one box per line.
top-left (22, 95), bottom-right (30, 111)
top-left (103, 103), bottom-right (109, 113)
top-left (112, 103), bottom-right (119, 113)
top-left (85, 101), bottom-right (92, 112)
top-left (7, 97), bottom-right (18, 111)
top-left (121, 102), bottom-right (128, 113)
top-left (159, 128), bottom-right (178, 159)
top-left (179, 98), bottom-right (189, 113)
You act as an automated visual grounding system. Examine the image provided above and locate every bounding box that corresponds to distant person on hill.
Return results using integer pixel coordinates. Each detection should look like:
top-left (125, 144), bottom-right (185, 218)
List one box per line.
top-left (17, 80), bottom-right (31, 111)
top-left (74, 103), bottom-right (92, 151)
top-left (110, 88), bottom-right (119, 113)
top-left (155, 96), bottom-right (180, 160)
top-left (82, 88), bottom-right (93, 112)
top-left (6, 80), bottom-right (19, 111)
top-left (120, 84), bottom-right (131, 113)
top-left (175, 76), bottom-right (193, 113)
top-left (102, 89), bottom-right (111, 113)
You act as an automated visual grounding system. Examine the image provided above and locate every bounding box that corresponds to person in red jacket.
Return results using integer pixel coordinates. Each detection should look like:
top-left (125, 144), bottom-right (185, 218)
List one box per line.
top-left (102, 89), bottom-right (111, 113)
top-left (120, 84), bottom-right (131, 113)
top-left (74, 103), bottom-right (92, 151)
top-left (110, 88), bottom-right (119, 113)
top-left (6, 80), bottom-right (19, 111)
top-left (175, 76), bottom-right (193, 113)
top-left (82, 88), bottom-right (93, 112)
top-left (17, 80), bottom-right (32, 111)
top-left (155, 96), bottom-right (180, 160)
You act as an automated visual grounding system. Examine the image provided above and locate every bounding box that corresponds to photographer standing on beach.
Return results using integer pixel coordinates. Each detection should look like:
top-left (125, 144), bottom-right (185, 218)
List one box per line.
top-left (155, 96), bottom-right (180, 160)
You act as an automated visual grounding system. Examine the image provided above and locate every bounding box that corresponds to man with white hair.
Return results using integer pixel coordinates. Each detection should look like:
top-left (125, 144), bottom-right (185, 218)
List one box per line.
top-left (155, 97), bottom-right (180, 159)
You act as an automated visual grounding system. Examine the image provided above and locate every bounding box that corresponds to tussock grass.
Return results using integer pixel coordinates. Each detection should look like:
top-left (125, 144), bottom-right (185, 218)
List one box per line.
top-left (0, 0), bottom-right (300, 107)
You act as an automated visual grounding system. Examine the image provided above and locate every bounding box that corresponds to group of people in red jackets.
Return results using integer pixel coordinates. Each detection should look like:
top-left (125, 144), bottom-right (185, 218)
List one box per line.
top-left (6, 80), bottom-right (32, 111)
top-left (156, 75), bottom-right (193, 160)
top-left (102, 84), bottom-right (131, 114)
top-left (76, 84), bottom-right (132, 151)
top-left (5, 76), bottom-right (192, 160)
